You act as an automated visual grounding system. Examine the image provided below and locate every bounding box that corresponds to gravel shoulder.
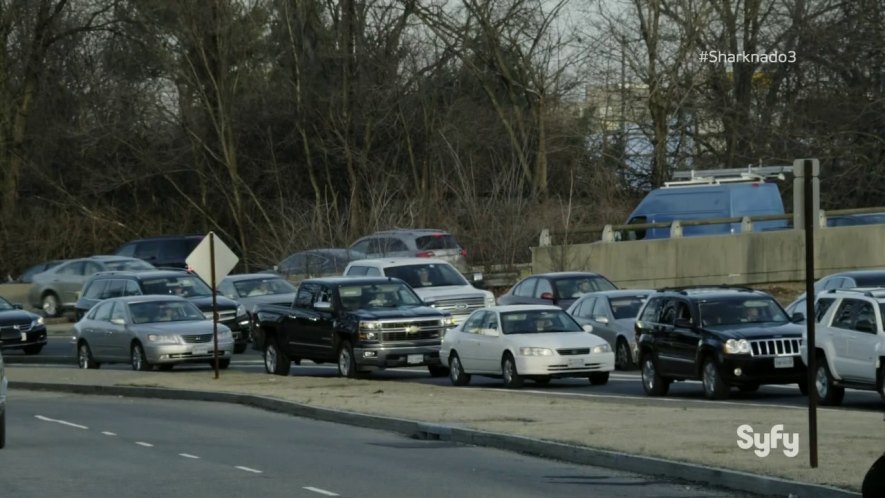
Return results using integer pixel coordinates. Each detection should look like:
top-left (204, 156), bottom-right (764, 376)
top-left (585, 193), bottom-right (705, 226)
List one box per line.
top-left (7, 366), bottom-right (883, 493)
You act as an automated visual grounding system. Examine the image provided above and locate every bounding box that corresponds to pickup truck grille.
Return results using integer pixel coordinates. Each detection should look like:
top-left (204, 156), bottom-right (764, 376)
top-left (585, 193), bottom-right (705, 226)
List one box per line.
top-left (375, 319), bottom-right (444, 342)
top-left (203, 310), bottom-right (238, 323)
top-left (749, 338), bottom-right (802, 357)
top-left (432, 297), bottom-right (487, 316)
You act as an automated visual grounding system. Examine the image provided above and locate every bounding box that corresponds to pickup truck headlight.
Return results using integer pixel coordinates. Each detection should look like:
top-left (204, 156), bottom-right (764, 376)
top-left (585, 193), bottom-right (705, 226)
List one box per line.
top-left (723, 338), bottom-right (751, 354)
top-left (236, 304), bottom-right (247, 318)
top-left (443, 316), bottom-right (456, 328)
top-left (592, 344), bottom-right (611, 354)
top-left (484, 293), bottom-right (496, 307)
top-left (519, 347), bottom-right (553, 356)
top-left (359, 331), bottom-right (378, 341)
top-left (359, 321), bottom-right (382, 330)
top-left (147, 334), bottom-right (182, 345)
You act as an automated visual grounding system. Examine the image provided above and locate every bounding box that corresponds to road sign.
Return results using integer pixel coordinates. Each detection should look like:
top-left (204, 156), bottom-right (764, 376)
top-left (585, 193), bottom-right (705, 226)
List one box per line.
top-left (185, 232), bottom-right (239, 288)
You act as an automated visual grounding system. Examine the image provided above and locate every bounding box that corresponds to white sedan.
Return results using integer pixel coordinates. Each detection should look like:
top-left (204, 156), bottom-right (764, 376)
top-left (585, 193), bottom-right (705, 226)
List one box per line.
top-left (439, 305), bottom-right (615, 388)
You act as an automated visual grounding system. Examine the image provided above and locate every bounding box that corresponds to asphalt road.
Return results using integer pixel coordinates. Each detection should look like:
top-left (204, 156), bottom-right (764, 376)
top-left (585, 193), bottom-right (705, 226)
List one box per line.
top-left (8, 336), bottom-right (883, 413)
top-left (4, 390), bottom-right (758, 498)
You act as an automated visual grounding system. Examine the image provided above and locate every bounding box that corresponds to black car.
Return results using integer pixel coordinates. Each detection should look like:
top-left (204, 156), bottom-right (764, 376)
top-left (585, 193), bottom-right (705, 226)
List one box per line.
top-left (497, 272), bottom-right (618, 310)
top-left (114, 234), bottom-right (204, 269)
top-left (75, 270), bottom-right (251, 353)
top-left (634, 286), bottom-right (806, 400)
top-left (0, 295), bottom-right (47, 355)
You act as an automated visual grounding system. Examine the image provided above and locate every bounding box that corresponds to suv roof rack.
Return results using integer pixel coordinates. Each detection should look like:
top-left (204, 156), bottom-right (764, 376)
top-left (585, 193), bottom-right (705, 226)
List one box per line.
top-left (828, 287), bottom-right (885, 298)
top-left (657, 285), bottom-right (757, 294)
top-left (666, 165), bottom-right (793, 187)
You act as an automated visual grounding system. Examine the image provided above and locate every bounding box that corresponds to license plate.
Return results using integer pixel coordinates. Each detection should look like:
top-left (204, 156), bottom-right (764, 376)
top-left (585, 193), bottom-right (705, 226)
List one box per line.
top-left (407, 354), bottom-right (424, 365)
top-left (21, 332), bottom-right (27, 341)
top-left (568, 358), bottom-right (584, 368)
top-left (193, 347), bottom-right (209, 356)
top-left (774, 356), bottom-right (794, 368)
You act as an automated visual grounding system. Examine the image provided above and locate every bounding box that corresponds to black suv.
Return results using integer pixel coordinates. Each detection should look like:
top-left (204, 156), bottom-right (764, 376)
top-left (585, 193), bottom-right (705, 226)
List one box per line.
top-left (75, 270), bottom-right (250, 353)
top-left (114, 235), bottom-right (203, 269)
top-left (634, 286), bottom-right (806, 400)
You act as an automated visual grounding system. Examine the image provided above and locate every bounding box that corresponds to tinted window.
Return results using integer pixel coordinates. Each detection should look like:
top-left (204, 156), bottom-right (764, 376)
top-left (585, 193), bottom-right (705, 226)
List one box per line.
top-left (852, 274), bottom-right (885, 287)
top-left (815, 297), bottom-right (836, 322)
top-left (294, 284), bottom-right (318, 308)
top-left (554, 276), bottom-right (617, 297)
top-left (140, 276), bottom-right (212, 297)
top-left (610, 295), bottom-right (647, 319)
top-left (832, 300), bottom-right (856, 329)
top-left (338, 282), bottom-right (422, 309)
top-left (698, 297), bottom-right (788, 325)
top-left (639, 297), bottom-right (664, 322)
top-left (384, 264), bottom-right (467, 288)
top-left (853, 302), bottom-right (877, 333)
top-left (500, 309), bottom-right (582, 334)
top-left (346, 265), bottom-right (369, 276)
top-left (116, 244), bottom-right (136, 257)
top-left (164, 239), bottom-right (201, 260)
top-left (415, 234), bottom-right (460, 250)
top-left (134, 241), bottom-right (162, 260)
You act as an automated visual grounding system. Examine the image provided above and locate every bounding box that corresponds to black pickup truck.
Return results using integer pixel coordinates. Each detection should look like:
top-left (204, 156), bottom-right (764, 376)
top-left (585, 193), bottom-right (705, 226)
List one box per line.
top-left (251, 276), bottom-right (453, 378)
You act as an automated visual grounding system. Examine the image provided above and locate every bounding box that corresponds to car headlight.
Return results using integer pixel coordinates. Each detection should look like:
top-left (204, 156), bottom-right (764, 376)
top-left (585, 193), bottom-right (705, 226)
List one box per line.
top-left (484, 293), bottom-right (496, 307)
top-left (592, 343), bottom-right (611, 354)
top-left (519, 347), bottom-right (553, 356)
top-left (147, 334), bottom-right (182, 345)
top-left (724, 338), bottom-right (751, 354)
top-left (31, 316), bottom-right (44, 327)
top-left (359, 331), bottom-right (378, 341)
top-left (360, 321), bottom-right (382, 330)
top-left (236, 304), bottom-right (247, 317)
top-left (442, 316), bottom-right (456, 328)
top-left (217, 329), bottom-right (233, 342)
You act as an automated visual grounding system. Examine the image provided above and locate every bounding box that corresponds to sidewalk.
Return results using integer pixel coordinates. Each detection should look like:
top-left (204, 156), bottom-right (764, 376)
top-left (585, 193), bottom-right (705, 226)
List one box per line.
top-left (7, 366), bottom-right (882, 496)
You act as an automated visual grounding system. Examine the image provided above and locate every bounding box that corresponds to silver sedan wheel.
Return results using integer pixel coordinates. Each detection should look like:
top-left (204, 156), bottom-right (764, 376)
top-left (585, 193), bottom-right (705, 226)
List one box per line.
top-left (815, 364), bottom-right (829, 400)
top-left (77, 344), bottom-right (90, 369)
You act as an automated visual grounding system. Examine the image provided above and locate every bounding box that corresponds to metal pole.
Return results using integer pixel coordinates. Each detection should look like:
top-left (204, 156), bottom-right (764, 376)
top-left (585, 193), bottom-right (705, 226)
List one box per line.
top-left (803, 159), bottom-right (818, 468)
top-left (210, 232), bottom-right (219, 380)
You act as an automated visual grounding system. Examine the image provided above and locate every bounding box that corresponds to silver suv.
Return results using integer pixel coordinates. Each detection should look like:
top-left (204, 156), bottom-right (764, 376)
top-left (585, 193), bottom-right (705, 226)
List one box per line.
top-left (799, 288), bottom-right (885, 405)
top-left (343, 258), bottom-right (494, 324)
top-left (349, 229), bottom-right (468, 272)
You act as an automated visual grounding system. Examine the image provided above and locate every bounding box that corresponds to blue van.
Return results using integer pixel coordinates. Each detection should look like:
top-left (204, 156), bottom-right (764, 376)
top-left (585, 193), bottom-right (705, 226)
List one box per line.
top-left (624, 181), bottom-right (787, 240)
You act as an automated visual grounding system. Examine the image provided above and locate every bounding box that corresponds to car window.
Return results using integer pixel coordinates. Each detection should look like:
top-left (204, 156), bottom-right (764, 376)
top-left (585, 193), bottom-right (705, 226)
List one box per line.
top-left (84, 262), bottom-right (103, 275)
top-left (853, 302), bottom-right (877, 334)
top-left (815, 297), bottom-right (835, 323)
top-left (638, 297), bottom-right (664, 323)
top-left (364, 267), bottom-right (381, 276)
top-left (592, 298), bottom-right (608, 318)
top-left (346, 265), bottom-right (369, 276)
top-left (294, 283), bottom-right (318, 308)
top-left (82, 280), bottom-right (108, 300)
top-left (57, 261), bottom-right (85, 276)
top-left (92, 300), bottom-right (114, 321)
top-left (555, 276), bottom-right (617, 296)
top-left (823, 277), bottom-right (844, 290)
top-left (110, 302), bottom-right (127, 322)
top-left (699, 297), bottom-right (787, 325)
top-left (339, 282), bottom-right (422, 309)
top-left (233, 278), bottom-right (297, 297)
top-left (831, 299), bottom-right (857, 329)
top-left (384, 264), bottom-right (467, 288)
top-left (218, 280), bottom-right (237, 299)
top-left (415, 234), bottom-right (460, 250)
top-left (610, 295), bottom-right (647, 319)
top-left (134, 241), bottom-right (161, 260)
top-left (512, 278), bottom-right (536, 297)
top-left (384, 238), bottom-right (409, 252)
top-left (104, 259), bottom-right (154, 271)
top-left (350, 240), bottom-right (371, 255)
top-left (534, 278), bottom-right (553, 298)
top-left (573, 297), bottom-right (595, 318)
top-left (164, 239), bottom-right (200, 260)
top-left (661, 299), bottom-right (691, 325)
top-left (462, 311), bottom-right (486, 334)
top-left (104, 279), bottom-right (134, 299)
top-left (481, 311), bottom-right (499, 331)
top-left (116, 243), bottom-right (136, 257)
top-left (501, 310), bottom-right (582, 334)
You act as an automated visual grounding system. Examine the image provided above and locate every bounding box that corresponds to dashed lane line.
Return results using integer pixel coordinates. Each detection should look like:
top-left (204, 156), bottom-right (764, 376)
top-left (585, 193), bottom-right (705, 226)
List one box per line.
top-left (304, 487), bottom-right (339, 496)
top-left (236, 466), bottom-right (263, 474)
top-left (179, 453), bottom-right (200, 459)
top-left (35, 415), bottom-right (88, 429)
top-left (136, 441), bottom-right (154, 447)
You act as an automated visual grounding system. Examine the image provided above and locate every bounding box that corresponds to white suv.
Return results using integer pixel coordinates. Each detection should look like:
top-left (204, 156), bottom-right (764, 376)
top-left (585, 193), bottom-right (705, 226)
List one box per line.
top-left (799, 288), bottom-right (885, 405)
top-left (343, 258), bottom-right (495, 324)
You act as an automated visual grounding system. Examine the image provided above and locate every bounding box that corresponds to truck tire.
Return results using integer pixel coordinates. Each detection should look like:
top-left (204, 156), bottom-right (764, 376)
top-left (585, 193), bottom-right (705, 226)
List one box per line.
top-left (815, 356), bottom-right (845, 406)
top-left (264, 340), bottom-right (291, 376)
top-left (702, 356), bottom-right (729, 400)
top-left (337, 342), bottom-right (358, 378)
top-left (641, 352), bottom-right (670, 396)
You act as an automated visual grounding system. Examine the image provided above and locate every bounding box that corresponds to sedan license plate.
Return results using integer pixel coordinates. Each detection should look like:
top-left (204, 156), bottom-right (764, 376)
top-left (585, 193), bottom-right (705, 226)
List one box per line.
top-left (568, 358), bottom-right (584, 368)
top-left (774, 356), bottom-right (794, 369)
top-left (193, 347), bottom-right (209, 356)
top-left (407, 354), bottom-right (424, 365)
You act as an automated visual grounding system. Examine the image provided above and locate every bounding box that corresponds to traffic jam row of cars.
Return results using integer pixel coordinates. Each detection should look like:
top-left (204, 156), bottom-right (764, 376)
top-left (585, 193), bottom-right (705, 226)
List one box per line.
top-left (1, 237), bottom-right (884, 406)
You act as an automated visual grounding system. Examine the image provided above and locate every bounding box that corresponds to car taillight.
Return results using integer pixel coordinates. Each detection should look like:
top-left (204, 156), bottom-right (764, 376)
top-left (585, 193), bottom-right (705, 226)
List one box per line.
top-left (459, 248), bottom-right (467, 257)
top-left (416, 251), bottom-right (435, 257)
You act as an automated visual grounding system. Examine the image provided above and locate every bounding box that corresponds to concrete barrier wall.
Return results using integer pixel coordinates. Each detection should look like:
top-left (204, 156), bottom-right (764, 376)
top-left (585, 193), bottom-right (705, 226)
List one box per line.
top-left (531, 225), bottom-right (885, 288)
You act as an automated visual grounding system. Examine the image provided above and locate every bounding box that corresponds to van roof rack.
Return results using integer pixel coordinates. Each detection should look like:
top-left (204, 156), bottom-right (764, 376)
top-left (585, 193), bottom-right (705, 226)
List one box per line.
top-left (828, 287), bottom-right (885, 298)
top-left (666, 165), bottom-right (793, 187)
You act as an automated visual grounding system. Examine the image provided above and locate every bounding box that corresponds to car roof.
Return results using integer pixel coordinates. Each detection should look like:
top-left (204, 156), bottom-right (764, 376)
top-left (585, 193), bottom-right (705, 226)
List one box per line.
top-left (365, 228), bottom-right (452, 236)
top-left (488, 304), bottom-right (565, 313)
top-left (652, 287), bottom-right (767, 299)
top-left (91, 269), bottom-right (191, 280)
top-left (346, 257), bottom-right (451, 267)
top-left (302, 276), bottom-right (407, 285)
top-left (824, 269), bottom-right (885, 280)
top-left (222, 273), bottom-right (286, 282)
top-left (578, 289), bottom-right (654, 298)
top-left (105, 295), bottom-right (191, 304)
top-left (525, 272), bottom-right (608, 278)
top-left (123, 234), bottom-right (204, 242)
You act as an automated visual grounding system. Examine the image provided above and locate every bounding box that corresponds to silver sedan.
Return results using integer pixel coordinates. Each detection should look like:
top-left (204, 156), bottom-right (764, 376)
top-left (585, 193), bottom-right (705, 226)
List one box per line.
top-left (74, 296), bottom-right (234, 371)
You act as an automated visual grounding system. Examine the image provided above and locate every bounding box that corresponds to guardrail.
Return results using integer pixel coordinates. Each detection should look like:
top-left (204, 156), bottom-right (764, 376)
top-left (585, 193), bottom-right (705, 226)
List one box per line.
top-left (540, 207), bottom-right (885, 246)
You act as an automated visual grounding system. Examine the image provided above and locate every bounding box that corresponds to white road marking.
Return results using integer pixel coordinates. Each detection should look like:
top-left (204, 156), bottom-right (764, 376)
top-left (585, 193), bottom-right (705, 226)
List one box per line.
top-left (179, 453), bottom-right (200, 459)
top-left (236, 466), bottom-right (263, 474)
top-left (304, 487), bottom-right (339, 496)
top-left (102, 431), bottom-right (117, 436)
top-left (135, 442), bottom-right (153, 447)
top-left (35, 415), bottom-right (88, 429)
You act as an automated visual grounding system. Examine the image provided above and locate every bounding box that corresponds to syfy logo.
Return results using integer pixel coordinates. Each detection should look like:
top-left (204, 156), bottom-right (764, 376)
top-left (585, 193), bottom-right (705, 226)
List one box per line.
top-left (736, 424), bottom-right (799, 458)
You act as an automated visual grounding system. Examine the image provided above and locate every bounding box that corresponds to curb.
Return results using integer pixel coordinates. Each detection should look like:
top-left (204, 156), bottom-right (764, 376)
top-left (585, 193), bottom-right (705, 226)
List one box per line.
top-left (10, 381), bottom-right (860, 498)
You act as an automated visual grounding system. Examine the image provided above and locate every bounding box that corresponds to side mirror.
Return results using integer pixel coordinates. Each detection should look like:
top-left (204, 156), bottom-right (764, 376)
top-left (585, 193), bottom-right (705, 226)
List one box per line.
top-left (111, 318), bottom-right (125, 325)
top-left (593, 316), bottom-right (609, 325)
top-left (674, 318), bottom-right (692, 328)
top-left (791, 312), bottom-right (805, 323)
top-left (314, 301), bottom-right (332, 312)
top-left (540, 292), bottom-right (554, 300)
top-left (582, 324), bottom-right (594, 333)
top-left (13, 303), bottom-right (22, 310)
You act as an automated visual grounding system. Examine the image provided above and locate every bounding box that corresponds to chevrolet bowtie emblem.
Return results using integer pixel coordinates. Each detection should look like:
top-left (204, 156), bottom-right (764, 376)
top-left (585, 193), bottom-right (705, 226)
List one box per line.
top-left (405, 325), bottom-right (419, 334)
